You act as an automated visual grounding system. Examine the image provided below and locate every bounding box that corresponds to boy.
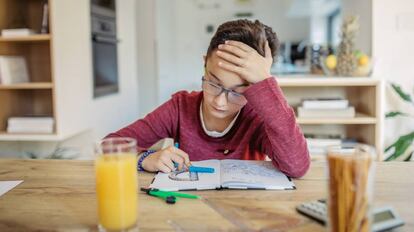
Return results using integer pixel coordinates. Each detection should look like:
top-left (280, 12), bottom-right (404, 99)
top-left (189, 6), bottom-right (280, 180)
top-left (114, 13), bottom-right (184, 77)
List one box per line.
top-left (106, 19), bottom-right (310, 178)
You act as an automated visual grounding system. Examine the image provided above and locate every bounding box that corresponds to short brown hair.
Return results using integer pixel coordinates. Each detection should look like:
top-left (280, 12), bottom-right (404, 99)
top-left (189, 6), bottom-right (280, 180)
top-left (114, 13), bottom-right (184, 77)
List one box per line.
top-left (206, 19), bottom-right (279, 61)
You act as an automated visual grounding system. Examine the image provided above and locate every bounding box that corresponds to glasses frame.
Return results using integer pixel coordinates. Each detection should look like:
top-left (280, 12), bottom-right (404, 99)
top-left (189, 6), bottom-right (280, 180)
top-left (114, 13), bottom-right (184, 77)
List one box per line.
top-left (201, 76), bottom-right (247, 105)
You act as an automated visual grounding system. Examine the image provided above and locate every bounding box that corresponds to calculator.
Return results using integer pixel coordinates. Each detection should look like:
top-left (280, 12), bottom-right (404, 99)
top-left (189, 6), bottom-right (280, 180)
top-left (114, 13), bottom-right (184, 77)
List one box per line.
top-left (296, 199), bottom-right (405, 232)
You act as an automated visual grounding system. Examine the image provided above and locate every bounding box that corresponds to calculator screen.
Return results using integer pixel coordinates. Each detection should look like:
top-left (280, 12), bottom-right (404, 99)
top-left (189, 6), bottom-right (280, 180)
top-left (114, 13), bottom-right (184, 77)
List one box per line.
top-left (374, 211), bottom-right (395, 222)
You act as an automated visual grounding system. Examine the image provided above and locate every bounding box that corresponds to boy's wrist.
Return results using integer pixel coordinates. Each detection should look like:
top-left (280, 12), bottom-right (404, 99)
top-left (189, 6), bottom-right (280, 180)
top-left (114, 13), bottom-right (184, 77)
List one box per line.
top-left (137, 150), bottom-right (156, 171)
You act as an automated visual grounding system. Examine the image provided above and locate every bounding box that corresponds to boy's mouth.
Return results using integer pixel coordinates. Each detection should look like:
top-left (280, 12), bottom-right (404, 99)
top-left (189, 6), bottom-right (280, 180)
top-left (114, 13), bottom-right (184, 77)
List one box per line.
top-left (212, 106), bottom-right (227, 113)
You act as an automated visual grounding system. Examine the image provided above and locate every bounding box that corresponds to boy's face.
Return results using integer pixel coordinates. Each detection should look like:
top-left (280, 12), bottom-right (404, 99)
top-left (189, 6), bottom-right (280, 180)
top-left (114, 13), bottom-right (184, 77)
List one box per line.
top-left (202, 51), bottom-right (249, 120)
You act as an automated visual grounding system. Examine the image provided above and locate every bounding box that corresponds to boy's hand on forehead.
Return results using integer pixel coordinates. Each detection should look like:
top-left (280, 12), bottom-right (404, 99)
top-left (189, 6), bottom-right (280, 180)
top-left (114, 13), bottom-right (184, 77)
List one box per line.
top-left (215, 40), bottom-right (273, 84)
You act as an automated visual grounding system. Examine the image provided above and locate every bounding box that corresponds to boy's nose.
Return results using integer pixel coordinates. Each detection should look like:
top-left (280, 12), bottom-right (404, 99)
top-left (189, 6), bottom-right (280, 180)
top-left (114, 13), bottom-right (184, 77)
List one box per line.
top-left (213, 91), bottom-right (228, 107)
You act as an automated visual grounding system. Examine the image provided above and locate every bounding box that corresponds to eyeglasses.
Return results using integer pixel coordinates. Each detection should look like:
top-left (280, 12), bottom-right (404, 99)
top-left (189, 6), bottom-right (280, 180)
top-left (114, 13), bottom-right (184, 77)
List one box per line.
top-left (201, 76), bottom-right (247, 105)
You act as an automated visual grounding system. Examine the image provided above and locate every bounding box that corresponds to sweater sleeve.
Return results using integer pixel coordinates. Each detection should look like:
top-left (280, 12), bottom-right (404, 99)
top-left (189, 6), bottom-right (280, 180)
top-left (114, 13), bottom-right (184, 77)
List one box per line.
top-left (104, 95), bottom-right (179, 150)
top-left (243, 77), bottom-right (310, 178)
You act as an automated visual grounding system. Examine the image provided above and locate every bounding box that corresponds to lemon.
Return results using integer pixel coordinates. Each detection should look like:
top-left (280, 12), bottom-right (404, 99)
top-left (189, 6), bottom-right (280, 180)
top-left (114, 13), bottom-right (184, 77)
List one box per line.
top-left (358, 54), bottom-right (370, 67)
top-left (325, 55), bottom-right (337, 70)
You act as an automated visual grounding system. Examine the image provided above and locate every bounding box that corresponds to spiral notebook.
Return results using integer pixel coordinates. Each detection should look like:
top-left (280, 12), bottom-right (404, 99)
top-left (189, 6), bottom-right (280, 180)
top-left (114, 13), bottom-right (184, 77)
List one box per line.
top-left (149, 159), bottom-right (295, 191)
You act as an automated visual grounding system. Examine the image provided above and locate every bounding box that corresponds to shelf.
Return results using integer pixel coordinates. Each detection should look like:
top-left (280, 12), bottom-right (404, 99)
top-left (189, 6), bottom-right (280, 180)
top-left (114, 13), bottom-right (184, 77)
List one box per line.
top-left (0, 0), bottom-right (59, 143)
top-left (296, 113), bottom-right (377, 124)
top-left (0, 34), bottom-right (51, 42)
top-left (0, 82), bottom-right (53, 90)
top-left (0, 130), bottom-right (85, 142)
top-left (0, 132), bottom-right (58, 141)
top-left (277, 76), bottom-right (380, 87)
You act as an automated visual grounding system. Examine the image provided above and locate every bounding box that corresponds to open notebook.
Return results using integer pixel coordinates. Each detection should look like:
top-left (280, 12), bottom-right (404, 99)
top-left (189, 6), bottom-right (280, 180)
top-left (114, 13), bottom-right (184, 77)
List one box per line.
top-left (149, 159), bottom-right (295, 191)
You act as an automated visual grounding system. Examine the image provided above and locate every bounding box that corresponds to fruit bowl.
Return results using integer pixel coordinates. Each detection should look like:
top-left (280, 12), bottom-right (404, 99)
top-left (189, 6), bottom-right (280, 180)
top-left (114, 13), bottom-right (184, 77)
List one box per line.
top-left (320, 53), bottom-right (374, 77)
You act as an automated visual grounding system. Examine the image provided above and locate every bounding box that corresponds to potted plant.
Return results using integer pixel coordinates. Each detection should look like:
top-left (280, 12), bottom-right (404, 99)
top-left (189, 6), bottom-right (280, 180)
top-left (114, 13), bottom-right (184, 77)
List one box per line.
top-left (384, 83), bottom-right (414, 161)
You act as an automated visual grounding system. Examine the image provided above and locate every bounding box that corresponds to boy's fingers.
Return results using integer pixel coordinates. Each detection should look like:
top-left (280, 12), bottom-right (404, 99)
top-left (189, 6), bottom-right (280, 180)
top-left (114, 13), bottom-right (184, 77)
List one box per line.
top-left (218, 44), bottom-right (246, 58)
top-left (160, 155), bottom-right (175, 171)
top-left (158, 163), bottom-right (172, 173)
top-left (170, 153), bottom-right (185, 170)
top-left (170, 147), bottom-right (191, 166)
top-left (216, 50), bottom-right (244, 67)
top-left (225, 40), bottom-right (254, 52)
top-left (218, 61), bottom-right (244, 76)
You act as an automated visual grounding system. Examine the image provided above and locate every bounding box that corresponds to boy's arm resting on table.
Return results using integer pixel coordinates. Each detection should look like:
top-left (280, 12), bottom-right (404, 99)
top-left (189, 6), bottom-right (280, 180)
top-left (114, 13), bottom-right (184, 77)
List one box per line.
top-left (104, 96), bottom-right (179, 150)
top-left (244, 77), bottom-right (310, 178)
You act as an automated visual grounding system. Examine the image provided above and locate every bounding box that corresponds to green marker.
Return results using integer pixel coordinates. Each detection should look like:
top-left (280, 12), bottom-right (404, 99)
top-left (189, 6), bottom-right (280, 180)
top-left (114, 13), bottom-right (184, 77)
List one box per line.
top-left (141, 188), bottom-right (200, 204)
top-left (149, 190), bottom-right (178, 204)
top-left (165, 191), bottom-right (200, 199)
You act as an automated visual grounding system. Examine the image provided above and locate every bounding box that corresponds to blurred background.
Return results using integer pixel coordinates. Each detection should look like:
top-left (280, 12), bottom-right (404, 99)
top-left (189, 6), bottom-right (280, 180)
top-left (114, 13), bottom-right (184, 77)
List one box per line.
top-left (0, 0), bottom-right (413, 161)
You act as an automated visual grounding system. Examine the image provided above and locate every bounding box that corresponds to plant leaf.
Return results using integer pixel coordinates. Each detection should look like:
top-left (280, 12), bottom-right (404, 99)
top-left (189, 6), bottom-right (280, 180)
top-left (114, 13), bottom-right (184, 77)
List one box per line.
top-left (391, 83), bottom-right (413, 103)
top-left (385, 111), bottom-right (408, 118)
top-left (404, 152), bottom-right (413, 161)
top-left (385, 131), bottom-right (414, 161)
top-left (24, 152), bottom-right (38, 159)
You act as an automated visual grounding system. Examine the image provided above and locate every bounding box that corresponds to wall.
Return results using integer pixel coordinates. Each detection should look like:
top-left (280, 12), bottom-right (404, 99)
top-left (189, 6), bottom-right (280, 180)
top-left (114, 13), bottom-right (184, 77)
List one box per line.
top-left (53, 0), bottom-right (139, 140)
top-left (342, 0), bottom-right (372, 55)
top-left (156, 0), bottom-right (177, 108)
top-left (155, 0), bottom-right (310, 105)
top-left (372, 0), bottom-right (414, 150)
top-left (154, 0), bottom-right (370, 106)
top-left (287, 0), bottom-right (341, 45)
top-left (0, 0), bottom-right (139, 159)
top-left (136, 0), bottom-right (159, 118)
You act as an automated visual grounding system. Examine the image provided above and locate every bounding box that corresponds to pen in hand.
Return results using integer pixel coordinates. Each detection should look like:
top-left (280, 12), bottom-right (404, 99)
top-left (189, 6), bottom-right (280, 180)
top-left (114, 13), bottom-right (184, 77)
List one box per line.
top-left (174, 142), bottom-right (192, 171)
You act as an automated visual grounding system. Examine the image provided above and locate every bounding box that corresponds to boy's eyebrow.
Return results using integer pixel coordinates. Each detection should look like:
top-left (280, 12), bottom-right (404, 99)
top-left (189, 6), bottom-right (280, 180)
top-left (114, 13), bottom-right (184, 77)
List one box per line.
top-left (208, 71), bottom-right (221, 82)
top-left (208, 71), bottom-right (249, 88)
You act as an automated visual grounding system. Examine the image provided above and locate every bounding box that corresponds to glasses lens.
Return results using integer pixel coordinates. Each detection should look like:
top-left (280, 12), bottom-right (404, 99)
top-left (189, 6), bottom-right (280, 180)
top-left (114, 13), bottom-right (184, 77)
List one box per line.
top-left (202, 78), bottom-right (247, 105)
top-left (228, 92), bottom-right (247, 105)
top-left (203, 81), bottom-right (222, 96)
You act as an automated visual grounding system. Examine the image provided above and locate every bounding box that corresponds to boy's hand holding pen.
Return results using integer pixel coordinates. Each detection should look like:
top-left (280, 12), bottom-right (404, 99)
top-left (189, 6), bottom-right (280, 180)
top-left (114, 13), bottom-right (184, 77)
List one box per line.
top-left (139, 141), bottom-right (214, 174)
top-left (140, 142), bottom-right (191, 173)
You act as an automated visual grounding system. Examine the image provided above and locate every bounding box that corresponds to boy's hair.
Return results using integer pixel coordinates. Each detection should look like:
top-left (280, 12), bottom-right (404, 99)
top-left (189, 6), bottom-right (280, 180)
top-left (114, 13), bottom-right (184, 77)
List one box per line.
top-left (206, 19), bottom-right (279, 61)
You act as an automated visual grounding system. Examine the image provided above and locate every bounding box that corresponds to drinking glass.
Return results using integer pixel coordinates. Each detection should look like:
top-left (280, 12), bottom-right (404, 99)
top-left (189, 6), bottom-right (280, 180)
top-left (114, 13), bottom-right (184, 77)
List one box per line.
top-left (95, 137), bottom-right (138, 231)
top-left (327, 143), bottom-right (376, 232)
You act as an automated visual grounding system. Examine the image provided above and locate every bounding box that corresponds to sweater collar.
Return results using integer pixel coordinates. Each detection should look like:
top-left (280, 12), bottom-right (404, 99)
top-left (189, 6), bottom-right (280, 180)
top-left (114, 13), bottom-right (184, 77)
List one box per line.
top-left (199, 100), bottom-right (240, 138)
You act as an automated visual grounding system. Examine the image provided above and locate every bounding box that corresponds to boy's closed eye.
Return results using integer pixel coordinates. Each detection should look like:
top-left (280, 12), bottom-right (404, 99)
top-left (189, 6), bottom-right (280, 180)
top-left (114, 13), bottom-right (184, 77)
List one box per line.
top-left (207, 71), bottom-right (249, 91)
top-left (206, 78), bottom-right (245, 95)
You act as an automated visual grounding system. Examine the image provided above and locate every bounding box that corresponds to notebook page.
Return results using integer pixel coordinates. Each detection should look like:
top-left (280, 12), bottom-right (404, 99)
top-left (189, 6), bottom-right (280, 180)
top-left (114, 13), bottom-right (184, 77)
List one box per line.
top-left (150, 160), bottom-right (221, 191)
top-left (220, 160), bottom-right (295, 190)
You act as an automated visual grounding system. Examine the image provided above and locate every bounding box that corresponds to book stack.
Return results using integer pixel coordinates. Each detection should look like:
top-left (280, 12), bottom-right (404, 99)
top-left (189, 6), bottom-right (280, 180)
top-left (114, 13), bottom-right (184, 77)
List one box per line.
top-left (7, 117), bottom-right (54, 133)
top-left (0, 56), bottom-right (29, 84)
top-left (305, 134), bottom-right (357, 159)
top-left (306, 137), bottom-right (342, 158)
top-left (1, 28), bottom-right (35, 37)
top-left (297, 98), bottom-right (355, 118)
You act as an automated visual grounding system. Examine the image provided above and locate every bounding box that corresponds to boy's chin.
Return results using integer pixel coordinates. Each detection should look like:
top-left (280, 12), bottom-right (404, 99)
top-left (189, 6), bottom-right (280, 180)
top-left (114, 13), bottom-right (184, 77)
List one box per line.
top-left (209, 108), bottom-right (234, 119)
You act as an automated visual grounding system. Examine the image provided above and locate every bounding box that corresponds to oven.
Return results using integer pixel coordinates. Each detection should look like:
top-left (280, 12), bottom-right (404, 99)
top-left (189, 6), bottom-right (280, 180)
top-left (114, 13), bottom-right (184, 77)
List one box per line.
top-left (91, 0), bottom-right (119, 98)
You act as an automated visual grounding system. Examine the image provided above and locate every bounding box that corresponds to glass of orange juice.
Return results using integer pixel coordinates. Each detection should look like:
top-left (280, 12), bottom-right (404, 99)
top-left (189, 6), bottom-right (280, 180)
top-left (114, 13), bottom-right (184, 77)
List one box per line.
top-left (95, 137), bottom-right (138, 232)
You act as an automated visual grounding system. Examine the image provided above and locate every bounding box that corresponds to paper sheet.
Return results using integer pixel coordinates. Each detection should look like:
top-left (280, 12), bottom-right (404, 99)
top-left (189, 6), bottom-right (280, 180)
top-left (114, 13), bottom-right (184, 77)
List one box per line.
top-left (0, 180), bottom-right (23, 197)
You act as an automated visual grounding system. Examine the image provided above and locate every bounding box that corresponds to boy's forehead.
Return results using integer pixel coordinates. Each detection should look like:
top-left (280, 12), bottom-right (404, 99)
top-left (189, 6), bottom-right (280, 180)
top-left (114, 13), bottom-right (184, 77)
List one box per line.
top-left (205, 52), bottom-right (248, 87)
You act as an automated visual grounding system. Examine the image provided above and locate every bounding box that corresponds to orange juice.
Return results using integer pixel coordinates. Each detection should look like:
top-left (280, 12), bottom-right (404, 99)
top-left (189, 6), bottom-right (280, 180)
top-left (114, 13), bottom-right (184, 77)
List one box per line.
top-left (95, 153), bottom-right (138, 231)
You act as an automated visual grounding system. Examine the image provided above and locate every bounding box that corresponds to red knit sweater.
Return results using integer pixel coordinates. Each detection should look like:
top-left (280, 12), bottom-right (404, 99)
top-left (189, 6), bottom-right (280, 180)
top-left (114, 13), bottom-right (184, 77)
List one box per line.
top-left (106, 77), bottom-right (310, 178)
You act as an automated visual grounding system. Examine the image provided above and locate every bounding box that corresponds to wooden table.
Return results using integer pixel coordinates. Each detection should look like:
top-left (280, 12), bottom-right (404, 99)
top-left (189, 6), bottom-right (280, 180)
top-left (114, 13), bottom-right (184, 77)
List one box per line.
top-left (0, 159), bottom-right (412, 231)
